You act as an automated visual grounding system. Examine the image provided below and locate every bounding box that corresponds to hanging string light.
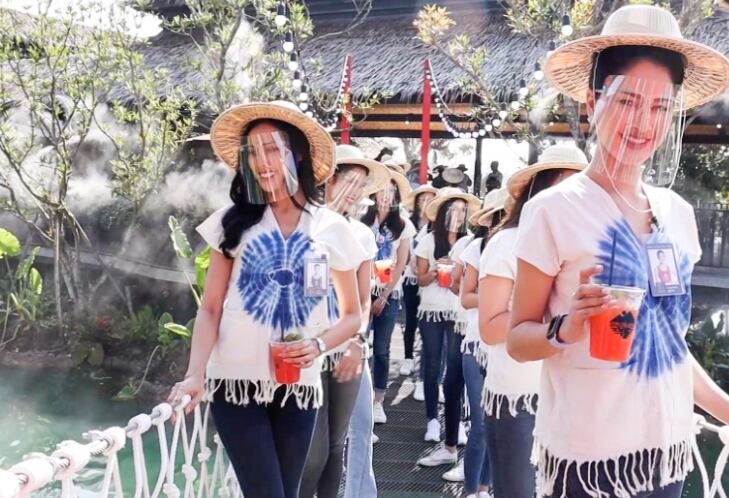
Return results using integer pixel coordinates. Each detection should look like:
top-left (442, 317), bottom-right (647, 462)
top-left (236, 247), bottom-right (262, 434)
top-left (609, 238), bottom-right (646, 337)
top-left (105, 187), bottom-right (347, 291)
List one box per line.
top-left (533, 62), bottom-right (544, 81)
top-left (275, 2), bottom-right (288, 27)
top-left (561, 14), bottom-right (573, 37)
top-left (282, 31), bottom-right (294, 53)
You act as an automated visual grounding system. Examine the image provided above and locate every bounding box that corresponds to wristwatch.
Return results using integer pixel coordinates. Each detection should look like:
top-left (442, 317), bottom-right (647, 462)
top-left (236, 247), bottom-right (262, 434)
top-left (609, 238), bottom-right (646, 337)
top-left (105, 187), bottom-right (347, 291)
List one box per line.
top-left (546, 314), bottom-right (570, 349)
top-left (314, 337), bottom-right (328, 355)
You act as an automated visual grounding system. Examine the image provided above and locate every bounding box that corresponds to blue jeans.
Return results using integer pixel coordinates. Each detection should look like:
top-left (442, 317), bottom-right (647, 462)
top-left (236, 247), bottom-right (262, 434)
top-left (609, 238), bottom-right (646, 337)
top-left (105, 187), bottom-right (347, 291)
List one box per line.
top-left (462, 354), bottom-right (491, 494)
top-left (546, 452), bottom-right (685, 498)
top-left (486, 397), bottom-right (535, 498)
top-left (300, 370), bottom-right (361, 498)
top-left (210, 386), bottom-right (317, 498)
top-left (420, 318), bottom-right (463, 446)
top-left (371, 296), bottom-right (400, 394)
top-left (344, 362), bottom-right (377, 498)
top-left (402, 281), bottom-right (420, 359)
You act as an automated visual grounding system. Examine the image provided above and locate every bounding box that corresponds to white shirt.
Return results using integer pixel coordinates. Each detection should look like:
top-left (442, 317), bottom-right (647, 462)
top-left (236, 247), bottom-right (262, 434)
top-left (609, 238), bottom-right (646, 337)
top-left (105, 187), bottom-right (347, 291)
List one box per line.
top-left (515, 173), bottom-right (700, 495)
top-left (414, 232), bottom-right (463, 321)
top-left (479, 227), bottom-right (541, 416)
top-left (369, 216), bottom-right (416, 298)
top-left (460, 237), bottom-right (489, 367)
top-left (451, 234), bottom-right (474, 333)
top-left (196, 203), bottom-right (365, 408)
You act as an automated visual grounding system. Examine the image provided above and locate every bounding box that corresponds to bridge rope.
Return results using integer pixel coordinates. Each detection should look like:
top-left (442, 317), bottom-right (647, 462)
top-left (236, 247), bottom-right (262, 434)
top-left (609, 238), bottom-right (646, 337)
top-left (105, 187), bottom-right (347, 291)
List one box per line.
top-left (1, 402), bottom-right (728, 498)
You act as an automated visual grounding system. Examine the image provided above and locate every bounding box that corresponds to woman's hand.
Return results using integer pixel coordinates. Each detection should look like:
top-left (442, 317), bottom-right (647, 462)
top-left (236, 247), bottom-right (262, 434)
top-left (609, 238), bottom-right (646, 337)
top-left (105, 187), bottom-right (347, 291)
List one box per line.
top-left (333, 342), bottom-right (364, 383)
top-left (281, 339), bottom-right (321, 368)
top-left (167, 373), bottom-right (205, 418)
top-left (560, 265), bottom-right (614, 343)
top-left (372, 291), bottom-right (390, 317)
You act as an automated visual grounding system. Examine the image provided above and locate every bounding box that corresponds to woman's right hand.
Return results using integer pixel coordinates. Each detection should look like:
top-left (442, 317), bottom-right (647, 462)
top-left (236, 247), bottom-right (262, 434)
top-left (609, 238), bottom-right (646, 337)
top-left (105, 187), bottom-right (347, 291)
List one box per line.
top-left (560, 265), bottom-right (614, 343)
top-left (167, 373), bottom-right (205, 418)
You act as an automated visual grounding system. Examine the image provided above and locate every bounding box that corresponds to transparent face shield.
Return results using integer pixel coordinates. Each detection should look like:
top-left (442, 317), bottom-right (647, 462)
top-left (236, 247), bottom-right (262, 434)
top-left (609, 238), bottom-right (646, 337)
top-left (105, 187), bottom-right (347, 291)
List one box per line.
top-left (445, 199), bottom-right (468, 233)
top-left (239, 131), bottom-right (299, 204)
top-left (588, 73), bottom-right (686, 197)
top-left (416, 192), bottom-right (436, 216)
top-left (375, 182), bottom-right (399, 212)
top-left (327, 165), bottom-right (374, 216)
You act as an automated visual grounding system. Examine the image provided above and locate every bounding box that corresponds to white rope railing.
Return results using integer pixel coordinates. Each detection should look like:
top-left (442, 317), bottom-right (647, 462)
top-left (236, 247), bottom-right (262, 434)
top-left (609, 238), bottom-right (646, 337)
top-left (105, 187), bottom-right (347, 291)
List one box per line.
top-left (1, 407), bottom-right (729, 498)
top-left (0, 395), bottom-right (240, 498)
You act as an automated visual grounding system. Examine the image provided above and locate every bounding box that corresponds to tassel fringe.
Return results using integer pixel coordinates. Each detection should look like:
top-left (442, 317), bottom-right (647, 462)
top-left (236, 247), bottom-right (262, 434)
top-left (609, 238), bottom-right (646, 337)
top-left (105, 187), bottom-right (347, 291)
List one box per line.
top-left (372, 284), bottom-right (401, 300)
top-left (402, 276), bottom-right (418, 286)
top-left (462, 340), bottom-right (489, 369)
top-left (454, 321), bottom-right (468, 336)
top-left (321, 351), bottom-right (345, 372)
top-left (535, 439), bottom-right (694, 498)
top-left (417, 309), bottom-right (458, 322)
top-left (482, 386), bottom-right (537, 419)
top-left (204, 378), bottom-right (322, 410)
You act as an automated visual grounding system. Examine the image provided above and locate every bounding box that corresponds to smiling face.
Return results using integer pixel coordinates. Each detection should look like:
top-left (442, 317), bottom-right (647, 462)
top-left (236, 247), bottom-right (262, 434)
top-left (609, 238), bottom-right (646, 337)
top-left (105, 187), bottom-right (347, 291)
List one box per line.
top-left (588, 59), bottom-right (677, 174)
top-left (242, 121), bottom-right (298, 201)
top-left (328, 165), bottom-right (370, 215)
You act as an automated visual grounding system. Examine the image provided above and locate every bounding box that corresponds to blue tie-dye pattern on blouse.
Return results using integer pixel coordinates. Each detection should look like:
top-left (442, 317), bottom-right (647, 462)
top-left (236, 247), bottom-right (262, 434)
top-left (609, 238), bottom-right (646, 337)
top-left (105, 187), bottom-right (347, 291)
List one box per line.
top-left (374, 225), bottom-right (394, 261)
top-left (237, 230), bottom-right (325, 337)
top-left (595, 219), bottom-right (692, 378)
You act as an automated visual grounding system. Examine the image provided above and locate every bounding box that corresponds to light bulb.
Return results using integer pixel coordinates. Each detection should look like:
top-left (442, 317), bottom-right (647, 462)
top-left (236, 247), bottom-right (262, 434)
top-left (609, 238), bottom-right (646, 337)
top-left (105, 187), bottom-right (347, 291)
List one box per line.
top-left (288, 53), bottom-right (298, 71)
top-left (471, 131), bottom-right (479, 138)
top-left (283, 32), bottom-right (294, 53)
top-left (479, 129), bottom-right (486, 136)
top-left (518, 79), bottom-right (528, 97)
top-left (499, 109), bottom-right (508, 119)
top-left (511, 100), bottom-right (520, 110)
top-left (299, 92), bottom-right (308, 101)
top-left (534, 62), bottom-right (544, 81)
top-left (275, 3), bottom-right (287, 27)
top-left (561, 15), bottom-right (573, 37)
top-left (485, 124), bottom-right (493, 132)
top-left (299, 102), bottom-right (309, 111)
top-left (492, 118), bottom-right (501, 127)
top-left (717, 123), bottom-right (723, 129)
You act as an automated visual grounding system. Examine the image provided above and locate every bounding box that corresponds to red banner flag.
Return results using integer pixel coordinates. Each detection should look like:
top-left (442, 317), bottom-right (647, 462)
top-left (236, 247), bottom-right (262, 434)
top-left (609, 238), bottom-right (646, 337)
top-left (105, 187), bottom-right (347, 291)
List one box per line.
top-left (339, 54), bottom-right (353, 144)
top-left (420, 59), bottom-right (432, 185)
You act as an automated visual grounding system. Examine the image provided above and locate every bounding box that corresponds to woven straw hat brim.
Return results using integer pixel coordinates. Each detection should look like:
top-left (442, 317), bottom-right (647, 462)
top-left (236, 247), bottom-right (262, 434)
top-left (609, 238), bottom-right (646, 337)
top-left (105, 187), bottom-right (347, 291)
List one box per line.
top-left (426, 192), bottom-right (481, 222)
top-left (405, 185), bottom-right (439, 210)
top-left (386, 170), bottom-right (413, 202)
top-left (507, 162), bottom-right (586, 199)
top-left (545, 34), bottom-right (729, 110)
top-left (335, 157), bottom-right (391, 197)
top-left (385, 163), bottom-right (407, 176)
top-left (477, 197), bottom-right (514, 226)
top-left (210, 103), bottom-right (336, 185)
top-left (469, 207), bottom-right (490, 226)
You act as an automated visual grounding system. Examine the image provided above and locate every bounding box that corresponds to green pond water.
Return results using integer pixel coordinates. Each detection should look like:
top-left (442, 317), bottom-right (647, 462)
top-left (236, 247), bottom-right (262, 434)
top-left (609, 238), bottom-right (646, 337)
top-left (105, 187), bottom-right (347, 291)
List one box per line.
top-left (0, 365), bottom-right (727, 497)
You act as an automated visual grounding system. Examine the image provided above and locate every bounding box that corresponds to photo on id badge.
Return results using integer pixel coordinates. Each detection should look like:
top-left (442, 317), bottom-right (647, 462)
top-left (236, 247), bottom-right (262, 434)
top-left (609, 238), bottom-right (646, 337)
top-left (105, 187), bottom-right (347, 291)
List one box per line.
top-left (305, 254), bottom-right (329, 297)
top-left (646, 243), bottom-right (685, 297)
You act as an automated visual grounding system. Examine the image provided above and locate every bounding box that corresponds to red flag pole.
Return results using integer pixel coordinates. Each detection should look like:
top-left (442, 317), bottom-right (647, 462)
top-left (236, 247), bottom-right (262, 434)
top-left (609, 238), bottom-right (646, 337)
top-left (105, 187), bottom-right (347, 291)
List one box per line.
top-left (420, 59), bottom-right (432, 185)
top-left (339, 54), bottom-right (353, 144)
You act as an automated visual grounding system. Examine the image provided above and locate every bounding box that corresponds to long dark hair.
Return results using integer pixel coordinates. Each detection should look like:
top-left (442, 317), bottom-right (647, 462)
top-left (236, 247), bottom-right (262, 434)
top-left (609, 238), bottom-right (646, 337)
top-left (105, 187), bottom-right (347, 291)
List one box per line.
top-left (432, 199), bottom-right (466, 260)
top-left (410, 192), bottom-right (431, 231)
top-left (480, 209), bottom-right (505, 252)
top-left (361, 181), bottom-right (405, 239)
top-left (589, 45), bottom-right (685, 92)
top-left (499, 169), bottom-right (565, 232)
top-left (219, 119), bottom-right (323, 258)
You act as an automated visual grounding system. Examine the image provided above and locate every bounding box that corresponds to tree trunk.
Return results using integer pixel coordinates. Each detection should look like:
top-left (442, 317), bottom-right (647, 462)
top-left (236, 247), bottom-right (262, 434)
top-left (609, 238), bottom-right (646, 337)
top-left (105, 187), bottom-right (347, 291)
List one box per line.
top-left (473, 138), bottom-right (483, 196)
top-left (53, 215), bottom-right (64, 337)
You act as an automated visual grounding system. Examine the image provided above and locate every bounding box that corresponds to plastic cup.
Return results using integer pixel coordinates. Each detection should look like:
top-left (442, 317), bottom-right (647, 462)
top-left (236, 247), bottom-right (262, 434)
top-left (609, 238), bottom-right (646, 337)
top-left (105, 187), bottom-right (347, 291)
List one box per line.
top-left (269, 340), bottom-right (302, 384)
top-left (436, 262), bottom-right (454, 288)
top-left (375, 259), bottom-right (393, 284)
top-left (589, 285), bottom-right (645, 362)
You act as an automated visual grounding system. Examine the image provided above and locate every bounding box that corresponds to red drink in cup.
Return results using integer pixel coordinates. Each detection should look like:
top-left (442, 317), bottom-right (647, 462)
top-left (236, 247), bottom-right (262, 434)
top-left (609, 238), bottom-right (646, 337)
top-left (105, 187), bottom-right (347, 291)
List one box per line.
top-left (436, 262), bottom-right (454, 288)
top-left (270, 339), bottom-right (302, 384)
top-left (589, 285), bottom-right (645, 362)
top-left (375, 259), bottom-right (393, 284)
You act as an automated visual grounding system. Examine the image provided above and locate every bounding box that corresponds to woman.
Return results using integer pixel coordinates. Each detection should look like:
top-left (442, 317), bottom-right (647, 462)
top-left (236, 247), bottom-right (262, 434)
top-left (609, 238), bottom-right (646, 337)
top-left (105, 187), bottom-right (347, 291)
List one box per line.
top-left (446, 188), bottom-right (508, 496)
top-left (480, 145), bottom-right (586, 498)
top-left (401, 184), bottom-right (438, 377)
top-left (415, 187), bottom-right (480, 465)
top-left (361, 169), bottom-right (416, 424)
top-left (508, 5), bottom-right (729, 497)
top-left (301, 144), bottom-right (389, 498)
top-left (167, 101), bottom-right (363, 498)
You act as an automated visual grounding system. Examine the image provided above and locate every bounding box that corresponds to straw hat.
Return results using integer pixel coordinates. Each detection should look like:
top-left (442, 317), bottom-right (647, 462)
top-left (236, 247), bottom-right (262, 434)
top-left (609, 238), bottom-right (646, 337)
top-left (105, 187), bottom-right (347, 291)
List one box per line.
top-left (382, 159), bottom-right (407, 176)
top-left (507, 144), bottom-right (588, 199)
top-left (335, 145), bottom-right (390, 196)
top-left (405, 184), bottom-right (439, 210)
top-left (545, 5), bottom-right (729, 110)
top-left (387, 169), bottom-right (413, 202)
top-left (209, 100), bottom-right (336, 185)
top-left (425, 187), bottom-right (481, 222)
top-left (477, 188), bottom-right (512, 227)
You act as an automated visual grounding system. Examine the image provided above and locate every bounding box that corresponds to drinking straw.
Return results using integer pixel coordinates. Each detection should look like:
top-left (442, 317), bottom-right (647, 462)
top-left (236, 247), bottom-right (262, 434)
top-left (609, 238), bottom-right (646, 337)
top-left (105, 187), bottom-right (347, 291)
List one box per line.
top-left (608, 229), bottom-right (617, 286)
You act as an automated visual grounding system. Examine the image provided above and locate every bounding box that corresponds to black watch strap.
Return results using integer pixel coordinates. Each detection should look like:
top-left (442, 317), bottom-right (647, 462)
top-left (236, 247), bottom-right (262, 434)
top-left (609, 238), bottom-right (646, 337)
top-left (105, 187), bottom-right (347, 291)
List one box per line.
top-left (547, 314), bottom-right (569, 347)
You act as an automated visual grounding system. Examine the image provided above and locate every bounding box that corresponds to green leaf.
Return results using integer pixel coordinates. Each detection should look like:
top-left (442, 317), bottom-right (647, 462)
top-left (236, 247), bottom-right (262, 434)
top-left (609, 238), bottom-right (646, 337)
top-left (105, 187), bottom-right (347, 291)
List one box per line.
top-left (195, 246), bottom-right (211, 290)
top-left (16, 248), bottom-right (39, 281)
top-left (28, 268), bottom-right (42, 295)
top-left (164, 322), bottom-right (191, 338)
top-left (0, 228), bottom-right (21, 258)
top-left (71, 348), bottom-right (89, 366)
top-left (158, 312), bottom-right (173, 326)
top-left (88, 343), bottom-right (105, 367)
top-left (113, 385), bottom-right (137, 401)
top-left (168, 216), bottom-right (193, 259)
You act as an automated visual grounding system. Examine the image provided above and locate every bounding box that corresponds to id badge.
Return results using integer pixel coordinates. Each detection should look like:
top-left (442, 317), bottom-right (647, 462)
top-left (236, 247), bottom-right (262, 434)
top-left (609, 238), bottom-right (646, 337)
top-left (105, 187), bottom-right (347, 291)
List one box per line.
top-left (304, 253), bottom-right (329, 297)
top-left (645, 242), bottom-right (685, 297)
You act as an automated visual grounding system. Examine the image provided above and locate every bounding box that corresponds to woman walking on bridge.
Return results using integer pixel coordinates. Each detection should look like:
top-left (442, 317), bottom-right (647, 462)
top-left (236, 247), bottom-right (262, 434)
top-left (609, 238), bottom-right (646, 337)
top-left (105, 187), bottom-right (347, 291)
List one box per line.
top-left (168, 101), bottom-right (364, 498)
